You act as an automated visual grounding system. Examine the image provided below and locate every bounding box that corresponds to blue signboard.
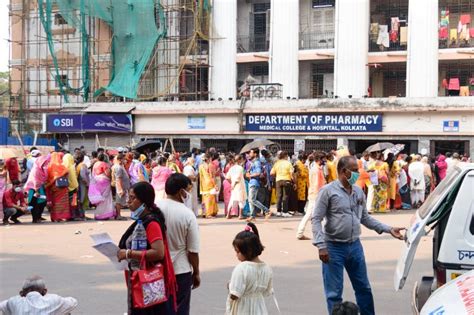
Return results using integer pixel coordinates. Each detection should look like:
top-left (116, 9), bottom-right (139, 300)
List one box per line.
top-left (46, 114), bottom-right (132, 133)
top-left (187, 116), bottom-right (206, 130)
top-left (245, 114), bottom-right (382, 133)
top-left (443, 120), bottom-right (459, 132)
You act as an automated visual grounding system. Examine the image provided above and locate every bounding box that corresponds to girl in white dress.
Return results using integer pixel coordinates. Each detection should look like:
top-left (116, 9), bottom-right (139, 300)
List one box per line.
top-left (226, 223), bottom-right (273, 315)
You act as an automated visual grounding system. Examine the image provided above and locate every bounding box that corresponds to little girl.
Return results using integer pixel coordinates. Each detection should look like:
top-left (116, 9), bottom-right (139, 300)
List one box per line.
top-left (226, 223), bottom-right (273, 315)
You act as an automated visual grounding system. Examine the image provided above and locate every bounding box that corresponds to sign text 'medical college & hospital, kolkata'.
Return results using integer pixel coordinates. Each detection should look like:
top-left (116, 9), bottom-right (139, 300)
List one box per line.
top-left (245, 114), bottom-right (382, 133)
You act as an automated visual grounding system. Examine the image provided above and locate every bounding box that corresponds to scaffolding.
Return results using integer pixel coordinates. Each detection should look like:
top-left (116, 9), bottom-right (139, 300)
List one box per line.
top-left (8, 0), bottom-right (211, 135)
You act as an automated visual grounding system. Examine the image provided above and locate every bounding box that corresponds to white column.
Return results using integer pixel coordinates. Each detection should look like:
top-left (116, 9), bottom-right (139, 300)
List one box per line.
top-left (406, 0), bottom-right (438, 97)
top-left (334, 0), bottom-right (369, 98)
top-left (210, 0), bottom-right (237, 100)
top-left (269, 0), bottom-right (299, 98)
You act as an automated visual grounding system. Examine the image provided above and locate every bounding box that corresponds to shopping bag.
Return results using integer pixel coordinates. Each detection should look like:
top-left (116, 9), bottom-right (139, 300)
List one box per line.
top-left (131, 251), bottom-right (167, 308)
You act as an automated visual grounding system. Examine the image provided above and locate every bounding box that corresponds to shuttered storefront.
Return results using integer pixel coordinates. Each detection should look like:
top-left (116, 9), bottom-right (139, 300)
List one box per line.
top-left (65, 134), bottom-right (133, 153)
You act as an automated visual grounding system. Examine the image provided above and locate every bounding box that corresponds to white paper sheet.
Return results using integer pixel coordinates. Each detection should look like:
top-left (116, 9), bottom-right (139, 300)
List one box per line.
top-left (90, 233), bottom-right (128, 271)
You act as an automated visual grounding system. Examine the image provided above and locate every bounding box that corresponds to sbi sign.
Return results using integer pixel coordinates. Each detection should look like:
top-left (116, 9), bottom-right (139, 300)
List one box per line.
top-left (53, 118), bottom-right (74, 127)
top-left (47, 114), bottom-right (132, 133)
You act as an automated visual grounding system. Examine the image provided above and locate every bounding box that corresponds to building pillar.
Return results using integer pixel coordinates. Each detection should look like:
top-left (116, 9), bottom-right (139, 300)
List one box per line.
top-left (418, 138), bottom-right (431, 156)
top-left (210, 0), bottom-right (237, 100)
top-left (406, 0), bottom-right (438, 97)
top-left (337, 137), bottom-right (348, 149)
top-left (269, 0), bottom-right (299, 98)
top-left (334, 0), bottom-right (369, 98)
top-left (469, 139), bottom-right (474, 159)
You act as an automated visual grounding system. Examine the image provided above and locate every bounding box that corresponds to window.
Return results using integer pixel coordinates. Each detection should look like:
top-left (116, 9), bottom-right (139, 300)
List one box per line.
top-left (251, 64), bottom-right (269, 77)
top-left (54, 13), bottom-right (67, 25)
top-left (249, 2), bottom-right (270, 51)
top-left (369, 0), bottom-right (409, 52)
top-left (419, 167), bottom-right (462, 219)
top-left (312, 0), bottom-right (335, 8)
top-left (311, 63), bottom-right (334, 97)
top-left (253, 3), bottom-right (270, 35)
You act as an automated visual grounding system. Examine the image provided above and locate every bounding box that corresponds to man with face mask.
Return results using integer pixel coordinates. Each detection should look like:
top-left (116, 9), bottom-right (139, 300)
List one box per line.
top-left (156, 173), bottom-right (200, 315)
top-left (2, 180), bottom-right (27, 225)
top-left (311, 156), bottom-right (405, 315)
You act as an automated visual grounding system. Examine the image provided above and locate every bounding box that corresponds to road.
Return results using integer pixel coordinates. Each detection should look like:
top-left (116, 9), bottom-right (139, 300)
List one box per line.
top-left (0, 208), bottom-right (431, 315)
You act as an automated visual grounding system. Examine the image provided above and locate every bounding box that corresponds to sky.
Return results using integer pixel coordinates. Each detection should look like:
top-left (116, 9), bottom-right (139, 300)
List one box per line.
top-left (0, 2), bottom-right (9, 72)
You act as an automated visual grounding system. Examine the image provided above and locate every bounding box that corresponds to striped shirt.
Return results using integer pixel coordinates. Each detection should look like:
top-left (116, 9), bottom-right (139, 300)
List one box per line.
top-left (0, 292), bottom-right (77, 315)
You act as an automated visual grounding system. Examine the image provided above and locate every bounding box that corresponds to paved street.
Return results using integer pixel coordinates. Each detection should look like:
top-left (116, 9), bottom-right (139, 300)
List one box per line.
top-left (0, 208), bottom-right (431, 315)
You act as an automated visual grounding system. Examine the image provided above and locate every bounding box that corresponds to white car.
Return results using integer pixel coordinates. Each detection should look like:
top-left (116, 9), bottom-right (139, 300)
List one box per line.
top-left (420, 269), bottom-right (474, 315)
top-left (394, 164), bottom-right (474, 314)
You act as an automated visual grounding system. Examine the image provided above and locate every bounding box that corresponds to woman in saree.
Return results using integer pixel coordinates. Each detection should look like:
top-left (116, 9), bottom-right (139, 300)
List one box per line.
top-left (151, 156), bottom-right (172, 204)
top-left (63, 153), bottom-right (81, 220)
top-left (167, 154), bottom-right (181, 174)
top-left (386, 153), bottom-right (400, 210)
top-left (295, 154), bottom-right (309, 214)
top-left (183, 157), bottom-right (199, 216)
top-left (24, 154), bottom-right (50, 223)
top-left (222, 154), bottom-right (234, 216)
top-left (76, 152), bottom-right (91, 217)
top-left (369, 152), bottom-right (390, 213)
top-left (225, 154), bottom-right (247, 219)
top-left (421, 156), bottom-right (434, 199)
top-left (199, 154), bottom-right (218, 218)
top-left (47, 152), bottom-right (71, 222)
top-left (408, 155), bottom-right (426, 208)
top-left (124, 152), bottom-right (134, 177)
top-left (89, 153), bottom-right (115, 220)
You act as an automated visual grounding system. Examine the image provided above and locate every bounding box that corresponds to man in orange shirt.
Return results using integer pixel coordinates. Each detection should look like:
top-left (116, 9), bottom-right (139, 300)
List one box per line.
top-left (296, 151), bottom-right (326, 240)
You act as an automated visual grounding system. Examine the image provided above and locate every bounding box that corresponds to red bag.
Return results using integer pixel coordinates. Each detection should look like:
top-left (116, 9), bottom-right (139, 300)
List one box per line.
top-left (131, 251), bottom-right (167, 308)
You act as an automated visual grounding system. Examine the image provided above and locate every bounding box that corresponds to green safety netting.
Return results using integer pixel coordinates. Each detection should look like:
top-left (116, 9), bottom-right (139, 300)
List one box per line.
top-left (38, 0), bottom-right (167, 101)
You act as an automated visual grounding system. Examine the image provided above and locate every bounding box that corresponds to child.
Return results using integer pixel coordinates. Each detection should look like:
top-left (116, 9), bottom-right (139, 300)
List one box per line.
top-left (226, 223), bottom-right (273, 315)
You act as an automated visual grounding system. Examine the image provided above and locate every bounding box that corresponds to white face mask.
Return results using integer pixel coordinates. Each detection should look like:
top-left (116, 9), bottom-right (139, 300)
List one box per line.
top-left (14, 187), bottom-right (22, 193)
top-left (181, 189), bottom-right (192, 209)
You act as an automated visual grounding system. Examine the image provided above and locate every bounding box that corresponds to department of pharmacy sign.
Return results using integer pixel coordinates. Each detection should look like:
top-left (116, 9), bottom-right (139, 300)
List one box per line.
top-left (245, 114), bottom-right (382, 132)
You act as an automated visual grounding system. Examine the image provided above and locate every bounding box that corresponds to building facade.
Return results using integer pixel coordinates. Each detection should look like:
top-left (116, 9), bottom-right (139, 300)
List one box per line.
top-left (8, 0), bottom-right (474, 156)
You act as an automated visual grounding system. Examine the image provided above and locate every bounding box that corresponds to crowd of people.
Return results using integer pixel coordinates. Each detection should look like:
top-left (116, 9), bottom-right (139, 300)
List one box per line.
top-left (0, 143), bottom-right (471, 315)
top-left (0, 144), bottom-right (470, 226)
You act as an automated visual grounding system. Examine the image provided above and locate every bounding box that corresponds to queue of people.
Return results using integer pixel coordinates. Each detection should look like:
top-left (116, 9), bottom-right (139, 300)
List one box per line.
top-left (0, 144), bottom-right (470, 226)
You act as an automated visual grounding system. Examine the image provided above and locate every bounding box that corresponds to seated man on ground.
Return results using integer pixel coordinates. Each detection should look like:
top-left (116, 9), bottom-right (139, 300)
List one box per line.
top-left (0, 275), bottom-right (78, 315)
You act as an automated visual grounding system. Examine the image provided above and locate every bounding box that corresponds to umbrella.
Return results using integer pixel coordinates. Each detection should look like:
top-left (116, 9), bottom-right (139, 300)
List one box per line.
top-left (365, 142), bottom-right (394, 153)
top-left (133, 139), bottom-right (162, 152)
top-left (239, 139), bottom-right (275, 154)
top-left (384, 144), bottom-right (405, 156)
top-left (0, 147), bottom-right (23, 160)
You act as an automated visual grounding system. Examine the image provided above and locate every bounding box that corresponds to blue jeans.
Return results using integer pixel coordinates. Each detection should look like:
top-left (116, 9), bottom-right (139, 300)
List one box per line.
top-left (248, 185), bottom-right (269, 218)
top-left (322, 240), bottom-right (375, 315)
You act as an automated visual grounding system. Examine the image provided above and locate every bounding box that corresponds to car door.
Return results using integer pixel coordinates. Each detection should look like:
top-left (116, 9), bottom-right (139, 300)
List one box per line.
top-left (393, 166), bottom-right (469, 291)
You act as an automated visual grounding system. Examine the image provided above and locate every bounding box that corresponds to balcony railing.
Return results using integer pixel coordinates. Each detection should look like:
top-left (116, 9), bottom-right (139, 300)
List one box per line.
top-left (299, 32), bottom-right (335, 50)
top-left (237, 34), bottom-right (269, 53)
top-left (369, 40), bottom-right (407, 52)
top-left (439, 37), bottom-right (474, 49)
